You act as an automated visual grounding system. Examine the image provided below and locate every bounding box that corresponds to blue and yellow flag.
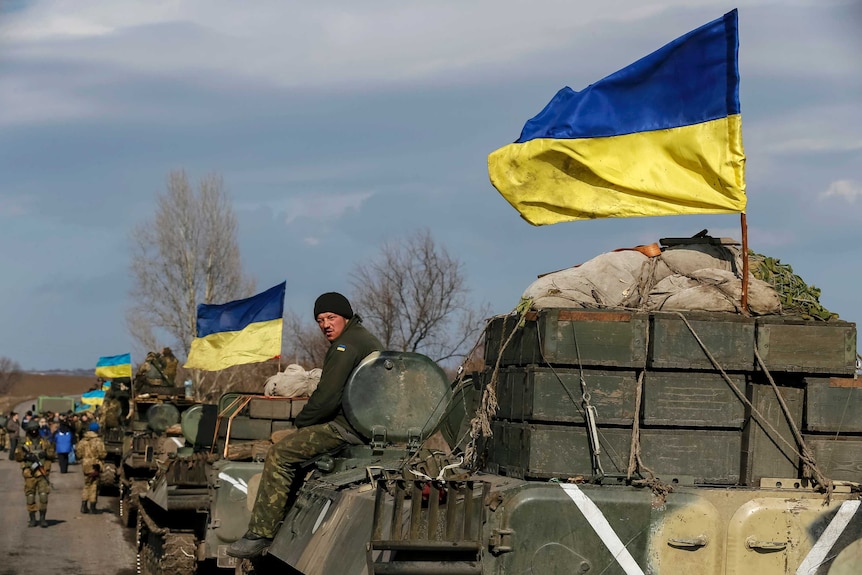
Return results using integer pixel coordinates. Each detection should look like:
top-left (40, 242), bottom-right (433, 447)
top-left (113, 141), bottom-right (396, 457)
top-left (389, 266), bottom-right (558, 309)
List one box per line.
top-left (184, 282), bottom-right (285, 371)
top-left (489, 9), bottom-right (745, 225)
top-left (81, 389), bottom-right (106, 406)
top-left (95, 353), bottom-right (132, 380)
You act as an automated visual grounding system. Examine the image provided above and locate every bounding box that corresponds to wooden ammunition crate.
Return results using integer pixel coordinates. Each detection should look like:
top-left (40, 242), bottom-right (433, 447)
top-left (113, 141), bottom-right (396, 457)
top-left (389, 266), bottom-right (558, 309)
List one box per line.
top-left (804, 434), bottom-right (862, 483)
top-left (488, 421), bottom-right (632, 480)
top-left (756, 317), bottom-right (856, 375)
top-left (643, 371), bottom-right (747, 428)
top-left (485, 309), bottom-right (648, 368)
top-left (488, 422), bottom-right (741, 484)
top-left (741, 381), bottom-right (804, 484)
top-left (248, 398), bottom-right (294, 420)
top-left (217, 416), bottom-right (273, 440)
top-left (649, 312), bottom-right (755, 371)
top-left (639, 428), bottom-right (742, 485)
top-left (804, 377), bottom-right (862, 433)
top-left (494, 366), bottom-right (637, 425)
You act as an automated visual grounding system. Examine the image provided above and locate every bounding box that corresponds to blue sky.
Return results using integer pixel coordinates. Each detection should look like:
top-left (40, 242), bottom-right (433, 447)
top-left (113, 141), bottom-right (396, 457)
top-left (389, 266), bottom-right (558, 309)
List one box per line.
top-left (1, 1), bottom-right (860, 370)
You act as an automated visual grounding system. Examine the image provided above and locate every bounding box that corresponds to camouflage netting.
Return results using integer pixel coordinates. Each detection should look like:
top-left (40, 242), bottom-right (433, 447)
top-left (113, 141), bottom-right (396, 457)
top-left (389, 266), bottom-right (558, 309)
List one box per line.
top-left (749, 252), bottom-right (838, 320)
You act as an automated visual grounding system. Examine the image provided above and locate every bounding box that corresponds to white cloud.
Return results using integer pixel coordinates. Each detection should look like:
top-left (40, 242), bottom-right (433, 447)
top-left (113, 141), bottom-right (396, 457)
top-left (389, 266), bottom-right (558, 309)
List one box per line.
top-left (251, 192), bottom-right (375, 224)
top-left (819, 179), bottom-right (862, 203)
top-left (303, 237), bottom-right (321, 246)
top-left (1, 0), bottom-right (801, 91)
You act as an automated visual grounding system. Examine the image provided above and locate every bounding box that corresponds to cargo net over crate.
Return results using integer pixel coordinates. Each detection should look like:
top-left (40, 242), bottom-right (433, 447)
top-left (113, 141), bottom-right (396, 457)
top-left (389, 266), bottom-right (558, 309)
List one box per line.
top-left (460, 235), bottom-right (856, 502)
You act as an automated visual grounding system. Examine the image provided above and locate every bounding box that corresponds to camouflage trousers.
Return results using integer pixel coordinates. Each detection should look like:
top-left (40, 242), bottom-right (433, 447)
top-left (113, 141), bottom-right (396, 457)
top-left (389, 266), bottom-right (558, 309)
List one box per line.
top-left (82, 474), bottom-right (100, 503)
top-left (23, 475), bottom-right (51, 512)
top-left (248, 423), bottom-right (345, 538)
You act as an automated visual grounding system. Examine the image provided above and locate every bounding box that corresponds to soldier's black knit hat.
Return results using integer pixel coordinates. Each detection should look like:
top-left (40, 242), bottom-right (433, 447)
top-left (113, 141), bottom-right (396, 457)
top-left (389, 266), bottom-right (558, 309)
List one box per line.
top-left (314, 292), bottom-right (353, 320)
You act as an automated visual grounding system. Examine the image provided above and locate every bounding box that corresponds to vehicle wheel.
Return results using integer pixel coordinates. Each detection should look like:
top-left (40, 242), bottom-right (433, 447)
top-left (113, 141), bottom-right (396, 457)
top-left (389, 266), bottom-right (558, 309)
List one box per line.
top-left (161, 533), bottom-right (197, 575)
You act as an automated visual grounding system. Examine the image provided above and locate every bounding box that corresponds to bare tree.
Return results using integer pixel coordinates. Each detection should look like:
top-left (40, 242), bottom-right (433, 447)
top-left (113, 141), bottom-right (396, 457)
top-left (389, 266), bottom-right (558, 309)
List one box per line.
top-left (0, 356), bottom-right (22, 395)
top-left (282, 310), bottom-right (328, 368)
top-left (127, 170), bottom-right (255, 359)
top-left (350, 229), bottom-right (490, 365)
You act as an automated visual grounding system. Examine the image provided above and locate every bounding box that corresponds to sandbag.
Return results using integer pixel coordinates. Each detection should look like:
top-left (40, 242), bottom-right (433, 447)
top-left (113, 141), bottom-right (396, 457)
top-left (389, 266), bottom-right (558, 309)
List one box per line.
top-left (646, 269), bottom-right (781, 315)
top-left (524, 241), bottom-right (781, 315)
top-left (524, 250), bottom-right (649, 309)
top-left (264, 364), bottom-right (322, 398)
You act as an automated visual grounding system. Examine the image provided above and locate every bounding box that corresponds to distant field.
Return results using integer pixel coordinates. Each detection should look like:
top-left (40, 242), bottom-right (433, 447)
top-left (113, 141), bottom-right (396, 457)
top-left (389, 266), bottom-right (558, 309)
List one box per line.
top-left (1, 373), bottom-right (96, 414)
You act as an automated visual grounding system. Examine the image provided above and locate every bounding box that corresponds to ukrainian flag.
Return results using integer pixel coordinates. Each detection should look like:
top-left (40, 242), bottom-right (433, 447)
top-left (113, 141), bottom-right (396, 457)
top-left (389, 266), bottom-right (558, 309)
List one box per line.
top-left (184, 282), bottom-right (285, 371)
top-left (489, 9), bottom-right (745, 225)
top-left (81, 389), bottom-right (106, 407)
top-left (95, 353), bottom-right (133, 380)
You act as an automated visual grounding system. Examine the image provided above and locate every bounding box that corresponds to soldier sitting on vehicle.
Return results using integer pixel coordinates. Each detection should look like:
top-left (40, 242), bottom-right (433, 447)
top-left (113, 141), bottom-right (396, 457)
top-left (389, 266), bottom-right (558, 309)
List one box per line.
top-left (134, 350), bottom-right (175, 391)
top-left (160, 347), bottom-right (178, 384)
top-left (227, 292), bottom-right (383, 559)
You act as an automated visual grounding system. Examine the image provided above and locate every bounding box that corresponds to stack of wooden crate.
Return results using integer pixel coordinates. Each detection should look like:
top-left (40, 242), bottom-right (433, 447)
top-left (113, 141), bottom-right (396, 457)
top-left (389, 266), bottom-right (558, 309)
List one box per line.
top-left (482, 308), bottom-right (858, 486)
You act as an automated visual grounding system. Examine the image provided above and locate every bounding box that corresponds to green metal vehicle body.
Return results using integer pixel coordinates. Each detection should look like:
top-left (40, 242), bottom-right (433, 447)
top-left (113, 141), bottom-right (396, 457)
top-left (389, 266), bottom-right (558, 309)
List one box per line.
top-left (141, 311), bottom-right (862, 575)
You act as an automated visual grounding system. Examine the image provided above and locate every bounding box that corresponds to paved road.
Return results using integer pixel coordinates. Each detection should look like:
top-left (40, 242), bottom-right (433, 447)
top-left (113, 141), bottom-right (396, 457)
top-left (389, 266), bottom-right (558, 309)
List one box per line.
top-left (0, 423), bottom-right (136, 574)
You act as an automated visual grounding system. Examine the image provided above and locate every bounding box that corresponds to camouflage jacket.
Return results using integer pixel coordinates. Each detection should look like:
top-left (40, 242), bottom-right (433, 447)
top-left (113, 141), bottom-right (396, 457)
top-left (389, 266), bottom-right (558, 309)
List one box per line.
top-left (75, 431), bottom-right (107, 463)
top-left (15, 435), bottom-right (56, 477)
top-left (294, 315), bottom-right (382, 437)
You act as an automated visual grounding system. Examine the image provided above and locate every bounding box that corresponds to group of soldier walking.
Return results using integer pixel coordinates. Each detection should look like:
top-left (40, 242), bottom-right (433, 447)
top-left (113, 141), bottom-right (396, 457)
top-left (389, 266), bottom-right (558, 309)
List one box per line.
top-left (2, 409), bottom-right (107, 528)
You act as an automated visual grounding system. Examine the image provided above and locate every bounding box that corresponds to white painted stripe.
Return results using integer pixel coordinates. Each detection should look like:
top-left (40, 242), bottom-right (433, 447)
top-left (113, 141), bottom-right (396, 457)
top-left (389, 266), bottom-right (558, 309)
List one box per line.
top-left (796, 499), bottom-right (860, 575)
top-left (218, 472), bottom-right (249, 495)
top-left (561, 484), bottom-right (645, 575)
top-left (312, 499), bottom-right (332, 534)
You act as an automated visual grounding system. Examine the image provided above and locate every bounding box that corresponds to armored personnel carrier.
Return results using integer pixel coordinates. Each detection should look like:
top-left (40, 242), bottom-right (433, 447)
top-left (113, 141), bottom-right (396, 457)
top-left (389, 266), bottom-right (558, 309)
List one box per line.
top-left (264, 242), bottom-right (861, 575)
top-left (137, 241), bottom-right (862, 574)
top-left (117, 378), bottom-right (199, 528)
top-left (136, 351), bottom-right (453, 575)
top-left (246, 305), bottom-right (860, 575)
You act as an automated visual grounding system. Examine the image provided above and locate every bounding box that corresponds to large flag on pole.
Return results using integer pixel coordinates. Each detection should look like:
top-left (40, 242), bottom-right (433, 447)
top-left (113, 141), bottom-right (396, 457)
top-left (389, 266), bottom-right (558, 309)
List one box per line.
top-left (184, 282), bottom-right (286, 371)
top-left (95, 353), bottom-right (133, 380)
top-left (81, 389), bottom-right (106, 406)
top-left (489, 9), bottom-right (746, 225)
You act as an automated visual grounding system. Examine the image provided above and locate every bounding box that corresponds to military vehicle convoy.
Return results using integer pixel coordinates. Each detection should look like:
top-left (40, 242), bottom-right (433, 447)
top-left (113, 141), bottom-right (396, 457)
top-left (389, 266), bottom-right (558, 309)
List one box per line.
top-left (135, 248), bottom-right (862, 575)
top-left (119, 381), bottom-right (198, 528)
top-left (98, 352), bottom-right (197, 528)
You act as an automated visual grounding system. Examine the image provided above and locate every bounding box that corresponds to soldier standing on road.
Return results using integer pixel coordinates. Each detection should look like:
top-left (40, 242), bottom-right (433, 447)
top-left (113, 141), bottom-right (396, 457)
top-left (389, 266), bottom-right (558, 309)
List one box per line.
top-left (15, 419), bottom-right (56, 527)
top-left (7, 412), bottom-right (20, 460)
top-left (76, 421), bottom-right (107, 514)
top-left (228, 292), bottom-right (383, 559)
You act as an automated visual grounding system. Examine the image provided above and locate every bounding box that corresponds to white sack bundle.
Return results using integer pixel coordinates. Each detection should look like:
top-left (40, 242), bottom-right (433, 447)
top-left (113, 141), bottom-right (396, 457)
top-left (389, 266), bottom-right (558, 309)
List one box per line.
top-left (523, 250), bottom-right (649, 309)
top-left (646, 269), bottom-right (781, 315)
top-left (264, 364), bottom-right (322, 398)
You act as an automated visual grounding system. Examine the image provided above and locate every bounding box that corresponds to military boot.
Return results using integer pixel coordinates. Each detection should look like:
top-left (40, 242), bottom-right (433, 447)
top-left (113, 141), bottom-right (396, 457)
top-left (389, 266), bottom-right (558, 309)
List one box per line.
top-left (39, 510), bottom-right (48, 528)
top-left (89, 502), bottom-right (97, 514)
top-left (81, 501), bottom-right (89, 514)
top-left (28, 512), bottom-right (37, 527)
top-left (226, 531), bottom-right (273, 559)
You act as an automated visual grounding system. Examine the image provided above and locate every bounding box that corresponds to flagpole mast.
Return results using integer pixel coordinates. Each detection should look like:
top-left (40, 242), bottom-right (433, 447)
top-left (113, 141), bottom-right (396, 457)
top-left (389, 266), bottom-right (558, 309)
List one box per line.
top-left (741, 213), bottom-right (749, 314)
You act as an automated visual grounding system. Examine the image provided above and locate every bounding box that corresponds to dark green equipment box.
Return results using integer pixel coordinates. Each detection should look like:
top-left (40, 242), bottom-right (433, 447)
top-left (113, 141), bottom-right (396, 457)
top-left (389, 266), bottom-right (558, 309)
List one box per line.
top-left (482, 308), bottom-right (860, 486)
